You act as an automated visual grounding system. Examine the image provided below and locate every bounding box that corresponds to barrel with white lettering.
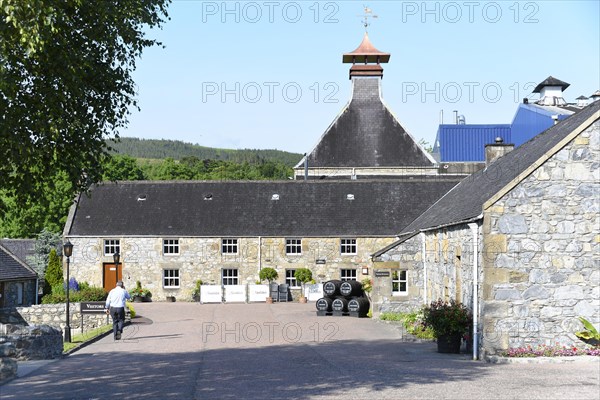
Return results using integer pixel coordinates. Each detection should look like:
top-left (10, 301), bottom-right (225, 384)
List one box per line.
top-left (331, 297), bottom-right (349, 313)
top-left (340, 280), bottom-right (363, 297)
top-left (323, 280), bottom-right (342, 297)
top-left (347, 297), bottom-right (370, 317)
top-left (315, 297), bottom-right (333, 312)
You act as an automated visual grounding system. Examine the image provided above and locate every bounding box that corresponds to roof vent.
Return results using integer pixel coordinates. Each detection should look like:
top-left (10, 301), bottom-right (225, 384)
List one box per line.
top-left (204, 194), bottom-right (213, 201)
top-left (137, 194), bottom-right (147, 201)
top-left (271, 194), bottom-right (280, 201)
top-left (346, 194), bottom-right (355, 200)
top-left (495, 137), bottom-right (504, 144)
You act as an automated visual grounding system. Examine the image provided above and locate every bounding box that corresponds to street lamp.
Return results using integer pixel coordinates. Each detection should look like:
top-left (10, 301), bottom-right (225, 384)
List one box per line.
top-left (113, 252), bottom-right (120, 284)
top-left (63, 240), bottom-right (74, 343)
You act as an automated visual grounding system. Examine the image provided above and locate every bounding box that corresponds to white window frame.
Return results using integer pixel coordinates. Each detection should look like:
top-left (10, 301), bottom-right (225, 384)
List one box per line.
top-left (222, 269), bottom-right (239, 286)
top-left (286, 269), bottom-right (299, 288)
top-left (340, 238), bottom-right (357, 255)
top-left (392, 270), bottom-right (408, 296)
top-left (163, 239), bottom-right (180, 255)
top-left (104, 239), bottom-right (120, 256)
top-left (163, 269), bottom-right (180, 288)
top-left (221, 239), bottom-right (238, 254)
top-left (340, 269), bottom-right (357, 281)
top-left (285, 238), bottom-right (302, 255)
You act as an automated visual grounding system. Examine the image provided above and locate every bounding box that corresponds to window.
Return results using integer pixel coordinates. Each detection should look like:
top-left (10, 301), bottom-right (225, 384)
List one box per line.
top-left (222, 269), bottom-right (239, 285)
top-left (286, 269), bottom-right (299, 288)
top-left (163, 239), bottom-right (180, 255)
top-left (285, 239), bottom-right (302, 255)
top-left (340, 269), bottom-right (357, 281)
top-left (163, 269), bottom-right (180, 288)
top-left (222, 239), bottom-right (238, 254)
top-left (392, 270), bottom-right (408, 295)
top-left (104, 239), bottom-right (120, 256)
top-left (340, 239), bottom-right (357, 255)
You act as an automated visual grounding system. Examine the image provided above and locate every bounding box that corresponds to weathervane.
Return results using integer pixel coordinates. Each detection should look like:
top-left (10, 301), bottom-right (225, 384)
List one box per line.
top-left (360, 6), bottom-right (378, 32)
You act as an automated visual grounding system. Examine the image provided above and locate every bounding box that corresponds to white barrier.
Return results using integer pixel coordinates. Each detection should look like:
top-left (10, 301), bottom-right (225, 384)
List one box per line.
top-left (248, 284), bottom-right (269, 302)
top-left (224, 285), bottom-right (246, 303)
top-left (200, 285), bottom-right (222, 303)
top-left (305, 284), bottom-right (323, 301)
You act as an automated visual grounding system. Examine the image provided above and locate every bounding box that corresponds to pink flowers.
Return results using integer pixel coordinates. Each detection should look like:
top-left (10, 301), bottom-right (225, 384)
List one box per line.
top-left (501, 343), bottom-right (600, 357)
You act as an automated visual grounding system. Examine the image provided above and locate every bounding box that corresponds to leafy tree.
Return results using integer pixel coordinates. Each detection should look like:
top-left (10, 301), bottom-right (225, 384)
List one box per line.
top-left (103, 154), bottom-right (146, 181)
top-left (44, 248), bottom-right (63, 292)
top-left (259, 268), bottom-right (278, 283)
top-left (0, 0), bottom-right (170, 209)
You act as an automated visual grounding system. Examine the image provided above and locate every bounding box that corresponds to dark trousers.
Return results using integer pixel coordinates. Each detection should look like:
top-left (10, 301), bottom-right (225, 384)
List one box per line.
top-left (110, 307), bottom-right (125, 337)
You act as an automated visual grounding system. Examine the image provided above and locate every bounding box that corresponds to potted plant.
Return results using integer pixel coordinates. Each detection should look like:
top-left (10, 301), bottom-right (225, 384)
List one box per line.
top-left (259, 267), bottom-right (278, 304)
top-left (294, 268), bottom-right (313, 303)
top-left (130, 281), bottom-right (152, 302)
top-left (422, 299), bottom-right (472, 354)
top-left (191, 279), bottom-right (203, 302)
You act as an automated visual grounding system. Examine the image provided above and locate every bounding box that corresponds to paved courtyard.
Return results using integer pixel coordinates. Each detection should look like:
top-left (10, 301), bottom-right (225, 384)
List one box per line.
top-left (1, 302), bottom-right (599, 399)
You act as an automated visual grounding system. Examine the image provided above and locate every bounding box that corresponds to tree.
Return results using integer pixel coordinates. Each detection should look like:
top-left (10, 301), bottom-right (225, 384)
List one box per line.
top-left (26, 228), bottom-right (62, 284)
top-left (102, 154), bottom-right (146, 181)
top-left (0, 0), bottom-right (170, 210)
top-left (294, 268), bottom-right (313, 300)
top-left (259, 268), bottom-right (278, 284)
top-left (44, 248), bottom-right (63, 293)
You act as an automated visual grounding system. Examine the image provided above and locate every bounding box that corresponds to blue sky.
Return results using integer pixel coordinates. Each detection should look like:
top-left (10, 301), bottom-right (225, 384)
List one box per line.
top-left (125, 0), bottom-right (600, 154)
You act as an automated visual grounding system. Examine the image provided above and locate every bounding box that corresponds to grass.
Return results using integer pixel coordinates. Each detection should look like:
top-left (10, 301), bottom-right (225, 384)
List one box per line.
top-left (380, 311), bottom-right (436, 340)
top-left (63, 324), bottom-right (113, 353)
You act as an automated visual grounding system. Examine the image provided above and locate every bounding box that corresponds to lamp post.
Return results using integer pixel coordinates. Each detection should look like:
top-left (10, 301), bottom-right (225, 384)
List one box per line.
top-left (63, 240), bottom-right (74, 343)
top-left (113, 252), bottom-right (120, 284)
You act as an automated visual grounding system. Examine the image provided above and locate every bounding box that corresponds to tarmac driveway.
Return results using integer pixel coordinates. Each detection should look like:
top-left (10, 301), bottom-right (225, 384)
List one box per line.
top-left (1, 302), bottom-right (598, 399)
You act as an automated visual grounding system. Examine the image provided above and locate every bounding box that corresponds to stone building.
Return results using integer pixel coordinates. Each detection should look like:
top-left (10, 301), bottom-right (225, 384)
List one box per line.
top-left (63, 34), bottom-right (464, 300)
top-left (0, 242), bottom-right (38, 307)
top-left (373, 100), bottom-right (600, 356)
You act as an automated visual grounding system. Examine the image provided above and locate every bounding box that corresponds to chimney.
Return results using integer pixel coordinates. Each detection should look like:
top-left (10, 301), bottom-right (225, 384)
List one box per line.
top-left (485, 137), bottom-right (514, 166)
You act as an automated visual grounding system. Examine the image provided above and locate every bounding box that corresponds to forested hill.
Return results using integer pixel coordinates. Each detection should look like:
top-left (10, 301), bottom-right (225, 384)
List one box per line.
top-left (110, 137), bottom-right (304, 167)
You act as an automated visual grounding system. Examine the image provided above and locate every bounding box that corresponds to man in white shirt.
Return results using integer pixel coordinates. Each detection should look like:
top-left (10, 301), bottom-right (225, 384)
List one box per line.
top-left (105, 281), bottom-right (131, 340)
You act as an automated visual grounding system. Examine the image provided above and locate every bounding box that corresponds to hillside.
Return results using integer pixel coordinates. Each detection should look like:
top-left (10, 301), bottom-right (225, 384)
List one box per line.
top-left (110, 137), bottom-right (304, 167)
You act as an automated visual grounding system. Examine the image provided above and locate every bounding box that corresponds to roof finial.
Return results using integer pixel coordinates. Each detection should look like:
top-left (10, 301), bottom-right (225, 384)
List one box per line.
top-left (360, 6), bottom-right (378, 32)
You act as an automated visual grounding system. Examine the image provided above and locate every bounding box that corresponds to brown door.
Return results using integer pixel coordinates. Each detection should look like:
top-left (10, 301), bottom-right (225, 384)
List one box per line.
top-left (103, 263), bottom-right (122, 292)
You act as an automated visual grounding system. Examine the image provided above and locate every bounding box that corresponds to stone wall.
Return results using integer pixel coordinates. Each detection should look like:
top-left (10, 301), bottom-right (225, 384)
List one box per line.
top-left (68, 236), bottom-right (394, 300)
top-left (0, 343), bottom-right (17, 382)
top-left (481, 121), bottom-right (600, 355)
top-left (0, 324), bottom-right (62, 360)
top-left (372, 234), bottom-right (424, 314)
top-left (0, 303), bottom-right (110, 333)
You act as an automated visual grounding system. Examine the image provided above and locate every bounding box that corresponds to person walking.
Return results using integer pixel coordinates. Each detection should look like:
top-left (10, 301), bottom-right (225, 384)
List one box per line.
top-left (105, 281), bottom-right (131, 340)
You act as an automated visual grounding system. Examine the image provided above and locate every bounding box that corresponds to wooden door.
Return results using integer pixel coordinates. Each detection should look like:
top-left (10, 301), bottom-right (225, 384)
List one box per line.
top-left (103, 263), bottom-right (122, 292)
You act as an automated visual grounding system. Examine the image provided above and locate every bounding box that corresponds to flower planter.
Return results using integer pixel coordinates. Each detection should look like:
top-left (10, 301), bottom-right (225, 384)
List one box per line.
top-left (166, 296), bottom-right (176, 302)
top-left (132, 296), bottom-right (143, 303)
top-left (266, 296), bottom-right (274, 304)
top-left (437, 334), bottom-right (462, 354)
top-left (299, 296), bottom-right (308, 304)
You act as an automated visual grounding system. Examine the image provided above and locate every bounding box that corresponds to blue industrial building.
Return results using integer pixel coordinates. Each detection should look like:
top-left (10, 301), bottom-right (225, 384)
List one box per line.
top-left (433, 76), bottom-right (591, 162)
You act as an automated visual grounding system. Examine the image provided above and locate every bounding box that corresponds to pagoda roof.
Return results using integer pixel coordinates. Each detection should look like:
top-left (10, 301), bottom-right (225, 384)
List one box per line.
top-left (343, 33), bottom-right (390, 64)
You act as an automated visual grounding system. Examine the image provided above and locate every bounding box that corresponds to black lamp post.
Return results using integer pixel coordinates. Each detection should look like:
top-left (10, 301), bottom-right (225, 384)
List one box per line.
top-left (113, 252), bottom-right (120, 283)
top-left (63, 240), bottom-right (74, 343)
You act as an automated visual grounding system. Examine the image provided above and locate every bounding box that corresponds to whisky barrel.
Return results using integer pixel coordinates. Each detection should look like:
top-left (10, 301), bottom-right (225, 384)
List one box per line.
top-left (323, 280), bottom-right (342, 297)
top-left (340, 280), bottom-right (363, 297)
top-left (331, 297), bottom-right (349, 312)
top-left (347, 297), bottom-right (370, 316)
top-left (315, 297), bottom-right (333, 312)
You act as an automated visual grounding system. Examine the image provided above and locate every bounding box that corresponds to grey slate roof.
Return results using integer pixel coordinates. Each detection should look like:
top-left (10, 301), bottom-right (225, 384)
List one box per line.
top-left (0, 243), bottom-right (37, 281)
top-left (401, 100), bottom-right (600, 234)
top-left (66, 178), bottom-right (461, 238)
top-left (304, 78), bottom-right (434, 168)
top-left (0, 239), bottom-right (36, 266)
top-left (533, 76), bottom-right (570, 92)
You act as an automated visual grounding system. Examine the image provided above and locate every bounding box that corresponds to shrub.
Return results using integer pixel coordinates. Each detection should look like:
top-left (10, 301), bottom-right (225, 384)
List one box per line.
top-left (501, 344), bottom-right (600, 357)
top-left (380, 311), bottom-right (435, 340)
top-left (422, 299), bottom-right (472, 337)
top-left (45, 249), bottom-right (63, 288)
top-left (294, 268), bottom-right (312, 294)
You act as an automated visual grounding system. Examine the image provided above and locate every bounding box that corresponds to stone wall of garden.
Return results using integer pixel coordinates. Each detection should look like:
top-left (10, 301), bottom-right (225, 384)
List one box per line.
top-left (0, 324), bottom-right (62, 360)
top-left (481, 120), bottom-right (600, 355)
top-left (0, 303), bottom-right (110, 333)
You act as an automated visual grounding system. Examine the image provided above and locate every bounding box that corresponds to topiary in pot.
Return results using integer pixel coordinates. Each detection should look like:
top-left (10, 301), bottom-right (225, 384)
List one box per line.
top-left (259, 268), bottom-right (278, 303)
top-left (294, 268), bottom-right (313, 303)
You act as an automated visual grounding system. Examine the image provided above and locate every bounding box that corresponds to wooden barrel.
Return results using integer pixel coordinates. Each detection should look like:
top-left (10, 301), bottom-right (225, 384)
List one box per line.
top-left (347, 297), bottom-right (370, 316)
top-left (323, 280), bottom-right (342, 297)
top-left (315, 297), bottom-right (333, 312)
top-left (340, 280), bottom-right (363, 297)
top-left (331, 297), bottom-right (349, 312)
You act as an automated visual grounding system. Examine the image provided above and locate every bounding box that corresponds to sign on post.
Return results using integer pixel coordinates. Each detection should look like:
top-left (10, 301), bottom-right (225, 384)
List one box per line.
top-left (80, 302), bottom-right (106, 314)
